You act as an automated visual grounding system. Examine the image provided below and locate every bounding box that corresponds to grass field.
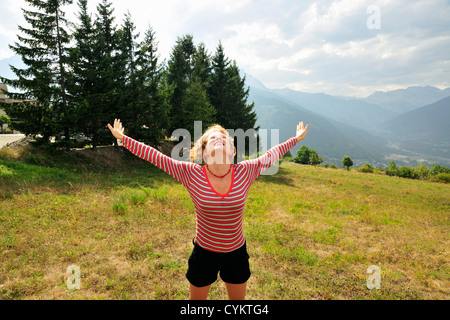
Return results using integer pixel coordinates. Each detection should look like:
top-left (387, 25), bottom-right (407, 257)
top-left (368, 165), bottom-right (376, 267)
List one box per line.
top-left (0, 145), bottom-right (449, 300)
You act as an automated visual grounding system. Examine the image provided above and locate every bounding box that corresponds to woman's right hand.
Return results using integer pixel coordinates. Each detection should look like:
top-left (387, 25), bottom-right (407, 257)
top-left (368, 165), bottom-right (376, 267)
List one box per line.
top-left (107, 118), bottom-right (125, 141)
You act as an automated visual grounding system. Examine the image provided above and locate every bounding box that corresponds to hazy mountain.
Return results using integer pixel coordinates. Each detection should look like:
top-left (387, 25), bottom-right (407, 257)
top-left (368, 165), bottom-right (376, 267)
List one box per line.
top-left (379, 96), bottom-right (450, 160)
top-left (248, 85), bottom-right (395, 167)
top-left (270, 87), bottom-right (396, 132)
top-left (362, 86), bottom-right (450, 115)
top-left (244, 73), bottom-right (450, 167)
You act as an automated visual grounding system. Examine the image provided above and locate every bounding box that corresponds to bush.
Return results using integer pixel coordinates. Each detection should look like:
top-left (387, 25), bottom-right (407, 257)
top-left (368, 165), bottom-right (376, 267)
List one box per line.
top-left (432, 173), bottom-right (450, 183)
top-left (430, 164), bottom-right (450, 176)
top-left (381, 162), bottom-right (449, 183)
top-left (397, 166), bottom-right (419, 179)
top-left (386, 161), bottom-right (397, 176)
top-left (294, 145), bottom-right (310, 164)
top-left (414, 164), bottom-right (430, 179)
top-left (294, 146), bottom-right (323, 165)
top-left (357, 163), bottom-right (374, 173)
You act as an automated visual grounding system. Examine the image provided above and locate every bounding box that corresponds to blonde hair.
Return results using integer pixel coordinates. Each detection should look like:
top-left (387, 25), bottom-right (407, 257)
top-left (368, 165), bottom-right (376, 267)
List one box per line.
top-left (190, 124), bottom-right (236, 163)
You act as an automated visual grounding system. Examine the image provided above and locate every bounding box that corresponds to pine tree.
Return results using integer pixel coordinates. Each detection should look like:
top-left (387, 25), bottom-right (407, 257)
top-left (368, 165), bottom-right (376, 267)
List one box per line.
top-left (1, 0), bottom-right (74, 147)
top-left (192, 43), bottom-right (212, 86)
top-left (225, 61), bottom-right (257, 130)
top-left (166, 35), bottom-right (196, 133)
top-left (208, 42), bottom-right (229, 126)
top-left (209, 43), bottom-right (257, 131)
top-left (69, 0), bottom-right (99, 147)
top-left (116, 12), bottom-right (139, 136)
top-left (92, 0), bottom-right (120, 146)
top-left (119, 22), bottom-right (170, 146)
top-left (182, 80), bottom-right (216, 136)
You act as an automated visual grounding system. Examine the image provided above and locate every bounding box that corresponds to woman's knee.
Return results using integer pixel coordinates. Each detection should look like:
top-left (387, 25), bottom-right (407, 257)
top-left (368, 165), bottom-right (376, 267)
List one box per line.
top-left (188, 283), bottom-right (211, 300)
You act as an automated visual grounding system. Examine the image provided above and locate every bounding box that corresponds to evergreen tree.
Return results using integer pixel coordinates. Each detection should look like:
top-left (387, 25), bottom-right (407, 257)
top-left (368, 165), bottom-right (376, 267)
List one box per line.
top-left (225, 61), bottom-right (257, 130)
top-left (116, 12), bottom-right (139, 135)
top-left (209, 43), bottom-right (257, 131)
top-left (1, 0), bottom-right (74, 147)
top-left (92, 0), bottom-right (120, 146)
top-left (166, 34), bottom-right (196, 134)
top-left (120, 22), bottom-right (170, 146)
top-left (208, 42), bottom-right (229, 126)
top-left (192, 43), bottom-right (212, 86)
top-left (182, 80), bottom-right (216, 135)
top-left (68, 0), bottom-right (99, 147)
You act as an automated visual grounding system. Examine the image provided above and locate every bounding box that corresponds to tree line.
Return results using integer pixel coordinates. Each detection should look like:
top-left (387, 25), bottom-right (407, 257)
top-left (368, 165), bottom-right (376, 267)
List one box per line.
top-left (0, 0), bottom-right (257, 149)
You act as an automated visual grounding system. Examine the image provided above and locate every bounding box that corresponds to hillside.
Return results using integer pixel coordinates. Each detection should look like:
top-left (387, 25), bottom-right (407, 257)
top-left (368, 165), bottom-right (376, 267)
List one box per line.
top-left (380, 96), bottom-right (450, 160)
top-left (271, 87), bottom-right (396, 133)
top-left (249, 86), bottom-right (392, 167)
top-left (245, 73), bottom-right (450, 167)
top-left (0, 147), bottom-right (448, 300)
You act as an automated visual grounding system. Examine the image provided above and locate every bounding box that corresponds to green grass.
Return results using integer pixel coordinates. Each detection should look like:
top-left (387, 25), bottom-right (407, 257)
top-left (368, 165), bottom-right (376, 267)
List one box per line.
top-left (0, 146), bottom-right (449, 300)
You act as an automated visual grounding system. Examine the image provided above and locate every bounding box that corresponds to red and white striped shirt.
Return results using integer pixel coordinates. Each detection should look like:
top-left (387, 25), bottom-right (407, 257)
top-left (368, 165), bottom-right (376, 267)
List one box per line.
top-left (123, 135), bottom-right (297, 253)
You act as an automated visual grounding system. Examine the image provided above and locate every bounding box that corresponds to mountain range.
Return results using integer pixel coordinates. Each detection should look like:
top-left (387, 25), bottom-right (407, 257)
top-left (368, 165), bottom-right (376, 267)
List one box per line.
top-left (244, 74), bottom-right (450, 167)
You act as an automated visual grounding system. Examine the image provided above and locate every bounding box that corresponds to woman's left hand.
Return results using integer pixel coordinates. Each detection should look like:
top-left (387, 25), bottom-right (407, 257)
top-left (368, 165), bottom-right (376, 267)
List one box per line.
top-left (295, 121), bottom-right (309, 142)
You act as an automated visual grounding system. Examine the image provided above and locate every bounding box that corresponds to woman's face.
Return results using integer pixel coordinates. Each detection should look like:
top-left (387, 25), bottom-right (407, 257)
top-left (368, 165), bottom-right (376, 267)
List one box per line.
top-left (203, 131), bottom-right (234, 163)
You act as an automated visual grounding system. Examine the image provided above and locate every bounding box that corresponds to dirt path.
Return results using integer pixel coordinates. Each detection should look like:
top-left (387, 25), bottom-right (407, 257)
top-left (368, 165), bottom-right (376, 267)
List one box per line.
top-left (0, 134), bottom-right (26, 148)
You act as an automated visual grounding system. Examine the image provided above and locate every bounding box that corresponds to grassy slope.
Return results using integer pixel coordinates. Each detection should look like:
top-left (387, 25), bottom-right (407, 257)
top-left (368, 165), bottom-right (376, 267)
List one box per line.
top-left (0, 146), bottom-right (449, 300)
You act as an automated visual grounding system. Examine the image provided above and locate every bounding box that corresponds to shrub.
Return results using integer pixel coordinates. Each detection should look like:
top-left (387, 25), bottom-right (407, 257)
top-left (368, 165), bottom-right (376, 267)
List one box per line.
top-left (293, 146), bottom-right (323, 165)
top-left (414, 164), bottom-right (430, 179)
top-left (397, 166), bottom-right (419, 179)
top-left (386, 161), bottom-right (398, 176)
top-left (358, 163), bottom-right (374, 173)
top-left (430, 164), bottom-right (450, 176)
top-left (431, 173), bottom-right (450, 183)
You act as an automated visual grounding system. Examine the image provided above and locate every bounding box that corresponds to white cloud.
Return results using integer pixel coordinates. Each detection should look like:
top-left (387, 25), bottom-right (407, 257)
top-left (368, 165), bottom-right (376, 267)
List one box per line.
top-left (1, 0), bottom-right (449, 96)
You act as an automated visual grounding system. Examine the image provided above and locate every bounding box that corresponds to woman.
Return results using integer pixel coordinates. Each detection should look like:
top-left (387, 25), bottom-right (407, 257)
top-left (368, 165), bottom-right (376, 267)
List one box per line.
top-left (107, 119), bottom-right (309, 300)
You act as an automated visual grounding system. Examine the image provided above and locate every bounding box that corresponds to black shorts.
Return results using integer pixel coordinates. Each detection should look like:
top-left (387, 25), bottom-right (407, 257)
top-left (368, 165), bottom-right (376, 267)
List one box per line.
top-left (186, 241), bottom-right (251, 287)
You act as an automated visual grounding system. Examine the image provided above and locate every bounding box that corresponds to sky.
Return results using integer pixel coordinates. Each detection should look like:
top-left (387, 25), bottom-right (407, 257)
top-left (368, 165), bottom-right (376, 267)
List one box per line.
top-left (0, 0), bottom-right (449, 97)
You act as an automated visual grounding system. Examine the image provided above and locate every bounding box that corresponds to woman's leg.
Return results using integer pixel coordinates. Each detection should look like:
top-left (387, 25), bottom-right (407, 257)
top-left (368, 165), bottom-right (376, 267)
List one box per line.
top-left (189, 283), bottom-right (212, 300)
top-left (225, 282), bottom-right (247, 300)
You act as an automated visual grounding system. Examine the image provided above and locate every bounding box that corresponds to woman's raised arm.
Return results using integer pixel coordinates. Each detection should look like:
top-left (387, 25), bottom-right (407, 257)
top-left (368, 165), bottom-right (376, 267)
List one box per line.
top-left (241, 121), bottom-right (309, 181)
top-left (107, 119), bottom-right (195, 187)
